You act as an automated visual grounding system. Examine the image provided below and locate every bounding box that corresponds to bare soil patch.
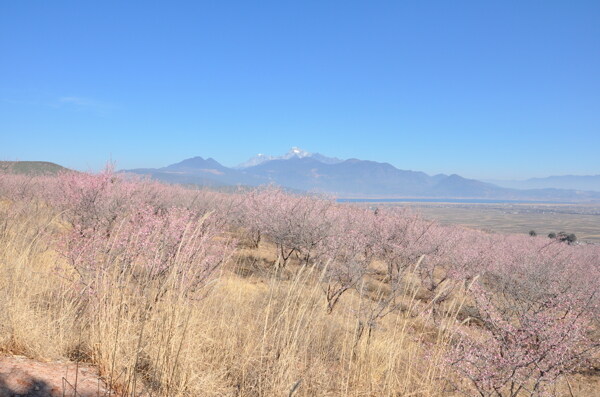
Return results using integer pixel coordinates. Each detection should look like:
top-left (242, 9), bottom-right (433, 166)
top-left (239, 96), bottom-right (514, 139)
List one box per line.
top-left (0, 355), bottom-right (108, 397)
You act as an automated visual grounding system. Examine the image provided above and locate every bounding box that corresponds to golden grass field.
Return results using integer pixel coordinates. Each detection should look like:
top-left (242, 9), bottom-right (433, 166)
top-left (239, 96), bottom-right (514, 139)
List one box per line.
top-left (0, 200), bottom-right (457, 396)
top-left (1, 197), bottom-right (599, 396)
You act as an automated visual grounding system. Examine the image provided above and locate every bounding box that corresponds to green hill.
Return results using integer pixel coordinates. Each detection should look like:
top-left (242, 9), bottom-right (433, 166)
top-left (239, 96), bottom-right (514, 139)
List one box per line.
top-left (0, 161), bottom-right (70, 175)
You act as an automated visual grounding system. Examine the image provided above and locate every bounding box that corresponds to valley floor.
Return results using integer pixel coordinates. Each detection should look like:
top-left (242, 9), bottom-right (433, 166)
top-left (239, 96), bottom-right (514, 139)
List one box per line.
top-left (368, 202), bottom-right (600, 243)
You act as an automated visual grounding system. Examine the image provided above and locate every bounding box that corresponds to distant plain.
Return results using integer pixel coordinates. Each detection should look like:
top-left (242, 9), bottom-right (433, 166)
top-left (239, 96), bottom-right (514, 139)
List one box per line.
top-left (363, 202), bottom-right (600, 243)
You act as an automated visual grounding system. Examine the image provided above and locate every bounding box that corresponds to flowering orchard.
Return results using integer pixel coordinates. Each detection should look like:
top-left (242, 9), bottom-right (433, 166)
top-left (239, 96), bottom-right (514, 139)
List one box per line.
top-left (0, 169), bottom-right (598, 396)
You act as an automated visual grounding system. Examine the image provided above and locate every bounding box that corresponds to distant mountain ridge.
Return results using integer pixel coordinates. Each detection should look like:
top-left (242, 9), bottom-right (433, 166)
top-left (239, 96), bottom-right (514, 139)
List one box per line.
top-left (122, 148), bottom-right (600, 202)
top-left (127, 156), bottom-right (262, 187)
top-left (487, 175), bottom-right (600, 192)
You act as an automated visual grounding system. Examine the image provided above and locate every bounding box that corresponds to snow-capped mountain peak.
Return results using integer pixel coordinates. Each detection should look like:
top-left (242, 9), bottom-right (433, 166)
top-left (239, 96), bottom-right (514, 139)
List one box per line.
top-left (235, 147), bottom-right (341, 169)
top-left (284, 147), bottom-right (311, 159)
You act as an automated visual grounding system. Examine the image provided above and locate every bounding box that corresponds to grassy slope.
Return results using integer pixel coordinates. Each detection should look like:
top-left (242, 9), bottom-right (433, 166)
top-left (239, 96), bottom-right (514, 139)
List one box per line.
top-left (0, 161), bottom-right (69, 175)
top-left (0, 199), bottom-right (454, 396)
top-left (0, 197), bottom-right (598, 396)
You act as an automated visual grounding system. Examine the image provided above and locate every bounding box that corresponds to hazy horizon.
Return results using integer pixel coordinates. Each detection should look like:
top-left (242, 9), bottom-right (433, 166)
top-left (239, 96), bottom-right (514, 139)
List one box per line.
top-left (2, 146), bottom-right (599, 182)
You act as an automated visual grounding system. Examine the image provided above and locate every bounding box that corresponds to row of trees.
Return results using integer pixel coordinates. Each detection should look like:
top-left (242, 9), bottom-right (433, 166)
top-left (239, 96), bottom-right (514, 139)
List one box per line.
top-left (529, 229), bottom-right (578, 244)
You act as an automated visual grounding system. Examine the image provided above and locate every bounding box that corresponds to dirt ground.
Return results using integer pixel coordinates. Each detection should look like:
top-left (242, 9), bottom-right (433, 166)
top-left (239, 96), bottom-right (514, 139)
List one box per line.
top-left (0, 355), bottom-right (108, 397)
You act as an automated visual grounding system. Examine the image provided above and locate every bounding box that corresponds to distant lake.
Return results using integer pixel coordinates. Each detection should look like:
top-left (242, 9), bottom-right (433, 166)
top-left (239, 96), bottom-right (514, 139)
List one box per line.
top-left (336, 198), bottom-right (571, 204)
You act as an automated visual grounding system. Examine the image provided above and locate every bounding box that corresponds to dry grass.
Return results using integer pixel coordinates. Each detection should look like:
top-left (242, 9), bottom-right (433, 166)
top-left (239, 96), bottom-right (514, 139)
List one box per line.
top-left (2, 199), bottom-right (599, 396)
top-left (0, 199), bottom-right (464, 396)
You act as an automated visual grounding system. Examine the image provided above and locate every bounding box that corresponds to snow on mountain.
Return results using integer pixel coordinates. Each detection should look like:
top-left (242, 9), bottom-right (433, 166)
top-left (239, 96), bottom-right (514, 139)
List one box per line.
top-left (236, 147), bottom-right (341, 168)
top-left (285, 147), bottom-right (311, 159)
top-left (235, 153), bottom-right (273, 169)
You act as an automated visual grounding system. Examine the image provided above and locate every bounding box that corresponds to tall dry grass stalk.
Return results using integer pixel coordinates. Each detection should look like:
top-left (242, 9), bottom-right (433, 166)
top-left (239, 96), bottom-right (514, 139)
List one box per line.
top-left (0, 199), bottom-right (464, 396)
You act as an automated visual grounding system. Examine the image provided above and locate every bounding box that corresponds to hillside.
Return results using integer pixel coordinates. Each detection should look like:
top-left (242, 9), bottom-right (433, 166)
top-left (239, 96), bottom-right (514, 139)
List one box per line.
top-left (0, 171), bottom-right (598, 396)
top-left (0, 161), bottom-right (69, 175)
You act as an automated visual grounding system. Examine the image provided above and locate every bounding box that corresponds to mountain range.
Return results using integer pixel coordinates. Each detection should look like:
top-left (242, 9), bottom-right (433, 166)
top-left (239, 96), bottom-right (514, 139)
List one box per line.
top-left (485, 175), bottom-right (600, 193)
top-left (124, 148), bottom-right (600, 202)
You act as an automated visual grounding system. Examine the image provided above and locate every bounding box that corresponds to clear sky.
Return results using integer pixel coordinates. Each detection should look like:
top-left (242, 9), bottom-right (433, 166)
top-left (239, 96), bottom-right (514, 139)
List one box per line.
top-left (1, 1), bottom-right (599, 179)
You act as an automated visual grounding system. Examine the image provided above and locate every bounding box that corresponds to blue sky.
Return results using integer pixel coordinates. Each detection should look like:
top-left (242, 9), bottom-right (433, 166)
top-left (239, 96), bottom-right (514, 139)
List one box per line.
top-left (1, 1), bottom-right (599, 179)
